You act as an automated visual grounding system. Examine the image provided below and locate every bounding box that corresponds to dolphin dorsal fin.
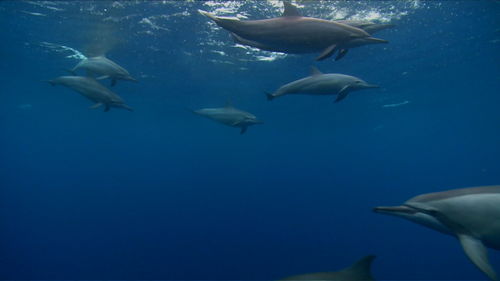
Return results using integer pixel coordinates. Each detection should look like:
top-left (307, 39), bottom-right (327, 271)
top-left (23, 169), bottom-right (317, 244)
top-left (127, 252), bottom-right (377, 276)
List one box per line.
top-left (282, 1), bottom-right (301, 17)
top-left (310, 66), bottom-right (322, 76)
top-left (343, 255), bottom-right (376, 280)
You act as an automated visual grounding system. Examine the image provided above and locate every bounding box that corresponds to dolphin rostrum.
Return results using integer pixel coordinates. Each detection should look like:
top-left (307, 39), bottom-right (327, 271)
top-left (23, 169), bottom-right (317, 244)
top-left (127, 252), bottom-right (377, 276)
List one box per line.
top-left (266, 66), bottom-right (379, 102)
top-left (45, 76), bottom-right (133, 112)
top-left (336, 20), bottom-right (395, 35)
top-left (199, 1), bottom-right (388, 61)
top-left (374, 186), bottom-right (500, 281)
top-left (69, 55), bottom-right (137, 87)
top-left (334, 20), bottom-right (395, 60)
top-left (279, 255), bottom-right (376, 281)
top-left (192, 102), bottom-right (263, 134)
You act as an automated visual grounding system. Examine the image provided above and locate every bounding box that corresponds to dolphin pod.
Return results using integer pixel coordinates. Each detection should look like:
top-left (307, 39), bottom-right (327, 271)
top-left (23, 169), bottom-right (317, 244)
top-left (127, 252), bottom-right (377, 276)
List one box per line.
top-left (38, 2), bottom-right (498, 280)
top-left (192, 102), bottom-right (263, 134)
top-left (46, 76), bottom-right (133, 112)
top-left (266, 66), bottom-right (379, 102)
top-left (199, 1), bottom-right (388, 61)
top-left (69, 55), bottom-right (137, 87)
top-left (279, 255), bottom-right (376, 281)
top-left (375, 186), bottom-right (500, 281)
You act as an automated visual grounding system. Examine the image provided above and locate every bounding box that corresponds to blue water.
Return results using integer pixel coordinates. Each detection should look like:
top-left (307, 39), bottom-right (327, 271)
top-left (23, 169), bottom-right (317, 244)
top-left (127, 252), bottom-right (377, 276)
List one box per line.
top-left (1, 1), bottom-right (499, 280)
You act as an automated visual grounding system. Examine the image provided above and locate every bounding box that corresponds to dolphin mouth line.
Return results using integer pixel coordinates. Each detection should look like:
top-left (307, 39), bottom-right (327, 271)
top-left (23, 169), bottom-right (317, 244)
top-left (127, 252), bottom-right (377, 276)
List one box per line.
top-left (373, 205), bottom-right (418, 214)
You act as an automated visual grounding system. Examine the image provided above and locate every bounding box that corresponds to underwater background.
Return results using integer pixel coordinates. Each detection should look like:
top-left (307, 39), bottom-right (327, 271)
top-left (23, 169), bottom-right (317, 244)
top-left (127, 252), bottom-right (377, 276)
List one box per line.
top-left (0, 0), bottom-right (499, 280)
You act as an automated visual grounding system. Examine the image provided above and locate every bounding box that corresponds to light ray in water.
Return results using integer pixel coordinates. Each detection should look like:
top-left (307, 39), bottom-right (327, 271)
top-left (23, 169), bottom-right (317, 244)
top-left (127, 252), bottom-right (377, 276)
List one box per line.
top-left (38, 42), bottom-right (87, 60)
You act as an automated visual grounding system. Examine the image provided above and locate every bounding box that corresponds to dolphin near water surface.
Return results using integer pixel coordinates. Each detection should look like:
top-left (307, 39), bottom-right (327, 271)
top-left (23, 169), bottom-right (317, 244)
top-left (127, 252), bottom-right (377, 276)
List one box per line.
top-left (199, 1), bottom-right (388, 61)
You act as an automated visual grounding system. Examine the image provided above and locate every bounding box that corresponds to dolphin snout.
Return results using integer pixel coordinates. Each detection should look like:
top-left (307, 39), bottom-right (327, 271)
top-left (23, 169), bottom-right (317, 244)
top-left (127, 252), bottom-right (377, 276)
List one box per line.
top-left (373, 205), bottom-right (416, 214)
top-left (126, 76), bottom-right (138, 83)
top-left (366, 37), bottom-right (389, 44)
top-left (363, 83), bottom-right (380, 89)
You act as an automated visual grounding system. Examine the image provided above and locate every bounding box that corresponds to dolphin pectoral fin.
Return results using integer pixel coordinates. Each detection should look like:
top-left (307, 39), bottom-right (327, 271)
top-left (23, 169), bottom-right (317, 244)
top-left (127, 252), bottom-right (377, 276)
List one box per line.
top-left (458, 234), bottom-right (498, 281)
top-left (96, 75), bottom-right (109, 80)
top-left (282, 1), bottom-right (301, 17)
top-left (316, 44), bottom-right (337, 61)
top-left (89, 102), bottom-right (103, 109)
top-left (111, 79), bottom-right (117, 87)
top-left (335, 49), bottom-right (349, 61)
top-left (335, 85), bottom-right (350, 103)
top-left (240, 126), bottom-right (248, 134)
top-left (104, 104), bottom-right (110, 112)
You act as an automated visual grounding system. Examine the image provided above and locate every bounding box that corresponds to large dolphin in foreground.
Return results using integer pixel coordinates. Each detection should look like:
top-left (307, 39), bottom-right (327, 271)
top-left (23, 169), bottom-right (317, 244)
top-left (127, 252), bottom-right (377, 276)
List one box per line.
top-left (192, 102), bottom-right (263, 134)
top-left (45, 76), bottom-right (133, 112)
top-left (199, 1), bottom-right (388, 61)
top-left (374, 186), bottom-right (500, 281)
top-left (266, 66), bottom-right (379, 102)
top-left (279, 255), bottom-right (376, 281)
top-left (69, 55), bottom-right (137, 87)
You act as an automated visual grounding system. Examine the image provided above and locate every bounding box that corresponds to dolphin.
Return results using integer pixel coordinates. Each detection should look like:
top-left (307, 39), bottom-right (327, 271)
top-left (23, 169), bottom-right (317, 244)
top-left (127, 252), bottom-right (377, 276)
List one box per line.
top-left (69, 55), bottom-right (137, 87)
top-left (279, 255), bottom-right (376, 281)
top-left (192, 102), bottom-right (263, 134)
top-left (374, 185), bottom-right (500, 281)
top-left (199, 1), bottom-right (388, 61)
top-left (266, 66), bottom-right (379, 102)
top-left (45, 76), bottom-right (133, 112)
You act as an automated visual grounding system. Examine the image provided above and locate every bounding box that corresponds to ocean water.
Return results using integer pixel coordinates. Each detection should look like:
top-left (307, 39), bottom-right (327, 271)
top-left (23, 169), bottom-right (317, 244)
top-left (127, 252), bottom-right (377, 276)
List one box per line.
top-left (0, 0), bottom-right (499, 280)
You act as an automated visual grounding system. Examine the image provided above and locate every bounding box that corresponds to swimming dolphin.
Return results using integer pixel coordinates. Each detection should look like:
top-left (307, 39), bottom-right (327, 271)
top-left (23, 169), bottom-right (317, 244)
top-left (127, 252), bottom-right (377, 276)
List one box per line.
top-left (333, 20), bottom-right (395, 60)
top-left (374, 186), bottom-right (500, 281)
top-left (192, 102), bottom-right (263, 134)
top-left (45, 76), bottom-right (133, 112)
top-left (279, 255), bottom-right (376, 281)
top-left (69, 55), bottom-right (137, 87)
top-left (266, 66), bottom-right (379, 102)
top-left (199, 1), bottom-right (388, 61)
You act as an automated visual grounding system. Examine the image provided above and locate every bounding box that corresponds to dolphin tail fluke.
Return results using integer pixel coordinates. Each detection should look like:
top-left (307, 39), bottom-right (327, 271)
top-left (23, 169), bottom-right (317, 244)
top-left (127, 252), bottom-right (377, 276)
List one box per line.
top-left (42, 80), bottom-right (56, 86)
top-left (265, 92), bottom-right (275, 101)
top-left (458, 234), bottom-right (498, 281)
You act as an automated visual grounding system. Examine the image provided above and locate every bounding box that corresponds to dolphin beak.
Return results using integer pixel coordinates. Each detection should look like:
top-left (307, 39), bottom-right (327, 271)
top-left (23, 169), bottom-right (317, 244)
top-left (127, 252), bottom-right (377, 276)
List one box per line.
top-left (366, 37), bottom-right (389, 44)
top-left (363, 83), bottom-right (379, 89)
top-left (373, 205), bottom-right (417, 215)
top-left (128, 77), bottom-right (138, 82)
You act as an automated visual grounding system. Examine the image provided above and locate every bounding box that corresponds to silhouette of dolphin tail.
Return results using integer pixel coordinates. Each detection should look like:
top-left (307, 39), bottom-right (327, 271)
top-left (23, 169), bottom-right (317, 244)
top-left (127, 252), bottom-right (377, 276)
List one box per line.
top-left (265, 92), bottom-right (275, 101)
top-left (41, 80), bottom-right (55, 86)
